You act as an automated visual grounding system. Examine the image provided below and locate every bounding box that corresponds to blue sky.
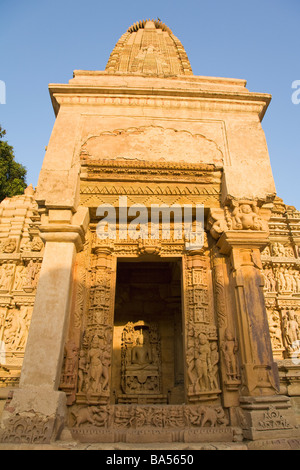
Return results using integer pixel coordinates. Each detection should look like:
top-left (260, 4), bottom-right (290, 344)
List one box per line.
top-left (1, 0), bottom-right (299, 208)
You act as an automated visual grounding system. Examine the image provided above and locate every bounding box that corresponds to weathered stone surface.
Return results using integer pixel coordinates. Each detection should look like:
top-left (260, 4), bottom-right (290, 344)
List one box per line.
top-left (0, 19), bottom-right (299, 448)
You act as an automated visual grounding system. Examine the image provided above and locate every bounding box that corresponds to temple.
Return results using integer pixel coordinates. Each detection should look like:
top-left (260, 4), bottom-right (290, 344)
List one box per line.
top-left (0, 20), bottom-right (299, 448)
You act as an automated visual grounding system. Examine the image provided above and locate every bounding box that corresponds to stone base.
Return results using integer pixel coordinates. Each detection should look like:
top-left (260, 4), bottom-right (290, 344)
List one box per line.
top-left (277, 359), bottom-right (300, 397)
top-left (0, 387), bottom-right (67, 444)
top-left (291, 397), bottom-right (300, 426)
top-left (71, 426), bottom-right (235, 444)
top-left (246, 438), bottom-right (300, 450)
top-left (117, 394), bottom-right (168, 405)
top-left (239, 395), bottom-right (300, 441)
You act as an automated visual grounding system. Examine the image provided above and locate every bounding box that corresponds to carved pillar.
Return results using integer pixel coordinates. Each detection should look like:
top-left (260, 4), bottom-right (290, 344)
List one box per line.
top-left (59, 245), bottom-right (90, 405)
top-left (217, 231), bottom-right (280, 397)
top-left (0, 210), bottom-right (89, 444)
top-left (183, 249), bottom-right (221, 404)
top-left (76, 246), bottom-right (116, 405)
top-left (208, 201), bottom-right (300, 440)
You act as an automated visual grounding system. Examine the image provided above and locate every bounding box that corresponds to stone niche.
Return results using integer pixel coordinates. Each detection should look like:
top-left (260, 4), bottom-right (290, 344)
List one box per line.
top-left (112, 260), bottom-right (184, 405)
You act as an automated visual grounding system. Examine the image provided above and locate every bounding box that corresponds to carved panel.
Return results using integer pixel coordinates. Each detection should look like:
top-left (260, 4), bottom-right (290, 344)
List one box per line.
top-left (261, 201), bottom-right (300, 364)
top-left (183, 254), bottom-right (222, 403)
top-left (60, 239), bottom-right (116, 406)
top-left (68, 403), bottom-right (233, 443)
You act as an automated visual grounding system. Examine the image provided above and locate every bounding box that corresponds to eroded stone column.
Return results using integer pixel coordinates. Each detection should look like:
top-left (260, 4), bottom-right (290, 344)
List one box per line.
top-left (20, 241), bottom-right (76, 389)
top-left (212, 251), bottom-right (241, 413)
top-left (217, 231), bottom-right (280, 396)
top-left (208, 202), bottom-right (300, 440)
top-left (217, 230), bottom-right (299, 439)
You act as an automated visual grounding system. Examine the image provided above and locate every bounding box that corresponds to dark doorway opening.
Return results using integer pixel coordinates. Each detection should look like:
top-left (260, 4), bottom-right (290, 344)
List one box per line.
top-left (111, 259), bottom-right (184, 404)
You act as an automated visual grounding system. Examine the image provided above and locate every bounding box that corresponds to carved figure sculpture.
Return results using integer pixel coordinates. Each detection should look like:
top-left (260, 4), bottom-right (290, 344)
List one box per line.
top-left (283, 311), bottom-right (300, 350)
top-left (128, 333), bottom-right (153, 369)
top-left (72, 406), bottom-right (98, 426)
top-left (194, 333), bottom-right (211, 392)
top-left (62, 341), bottom-right (79, 386)
top-left (267, 270), bottom-right (277, 292)
top-left (277, 267), bottom-right (286, 292)
top-left (121, 322), bottom-right (161, 398)
top-left (77, 350), bottom-right (87, 393)
top-left (208, 341), bottom-right (219, 390)
top-left (268, 312), bottom-right (283, 350)
top-left (0, 264), bottom-right (14, 291)
top-left (221, 329), bottom-right (239, 380)
top-left (86, 335), bottom-right (109, 393)
top-left (24, 260), bottom-right (40, 289)
top-left (231, 203), bottom-right (263, 231)
top-left (2, 238), bottom-right (17, 254)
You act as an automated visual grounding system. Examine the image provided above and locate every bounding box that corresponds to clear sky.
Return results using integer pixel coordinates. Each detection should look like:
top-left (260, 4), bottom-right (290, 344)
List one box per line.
top-left (1, 0), bottom-right (299, 208)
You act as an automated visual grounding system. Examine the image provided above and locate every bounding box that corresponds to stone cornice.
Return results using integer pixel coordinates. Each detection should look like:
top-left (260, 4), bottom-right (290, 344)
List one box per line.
top-left (80, 158), bottom-right (223, 182)
top-left (38, 224), bottom-right (85, 252)
top-left (72, 70), bottom-right (248, 87)
top-left (217, 230), bottom-right (270, 255)
top-left (49, 82), bottom-right (271, 121)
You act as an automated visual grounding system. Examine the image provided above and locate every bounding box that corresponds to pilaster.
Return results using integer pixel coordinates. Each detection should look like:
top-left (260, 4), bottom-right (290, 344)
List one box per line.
top-left (183, 247), bottom-right (222, 405)
top-left (0, 207), bottom-right (89, 444)
top-left (208, 200), bottom-right (300, 440)
top-left (217, 230), bottom-right (280, 396)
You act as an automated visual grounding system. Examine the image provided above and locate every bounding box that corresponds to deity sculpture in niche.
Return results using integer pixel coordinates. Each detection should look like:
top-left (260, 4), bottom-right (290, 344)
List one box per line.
top-left (282, 311), bottom-right (300, 355)
top-left (120, 321), bottom-right (163, 402)
top-left (0, 263), bottom-right (14, 292)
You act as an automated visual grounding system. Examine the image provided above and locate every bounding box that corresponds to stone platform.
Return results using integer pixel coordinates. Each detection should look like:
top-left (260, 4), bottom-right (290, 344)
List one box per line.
top-left (0, 438), bottom-right (299, 450)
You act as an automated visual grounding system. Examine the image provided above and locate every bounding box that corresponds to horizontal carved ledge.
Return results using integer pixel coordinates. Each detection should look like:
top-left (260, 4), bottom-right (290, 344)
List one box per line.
top-left (39, 224), bottom-right (86, 252)
top-left (80, 158), bottom-right (222, 172)
top-left (217, 231), bottom-right (270, 255)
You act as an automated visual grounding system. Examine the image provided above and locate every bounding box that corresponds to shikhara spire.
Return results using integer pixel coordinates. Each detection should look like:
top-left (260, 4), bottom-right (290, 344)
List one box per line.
top-left (106, 19), bottom-right (193, 76)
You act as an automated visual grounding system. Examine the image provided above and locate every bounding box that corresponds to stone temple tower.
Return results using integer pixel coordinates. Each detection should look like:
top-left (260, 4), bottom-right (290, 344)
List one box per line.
top-left (0, 20), bottom-right (299, 447)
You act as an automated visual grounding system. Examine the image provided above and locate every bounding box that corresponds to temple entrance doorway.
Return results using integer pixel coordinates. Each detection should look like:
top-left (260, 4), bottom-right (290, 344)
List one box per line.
top-left (111, 258), bottom-right (184, 405)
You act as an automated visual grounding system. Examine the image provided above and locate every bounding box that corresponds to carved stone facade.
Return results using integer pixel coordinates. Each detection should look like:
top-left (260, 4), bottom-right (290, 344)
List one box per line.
top-left (0, 186), bottom-right (43, 391)
top-left (0, 20), bottom-right (299, 447)
top-left (260, 198), bottom-right (300, 407)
